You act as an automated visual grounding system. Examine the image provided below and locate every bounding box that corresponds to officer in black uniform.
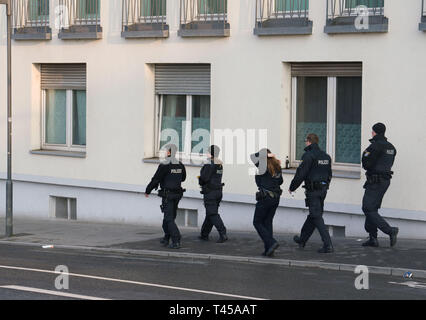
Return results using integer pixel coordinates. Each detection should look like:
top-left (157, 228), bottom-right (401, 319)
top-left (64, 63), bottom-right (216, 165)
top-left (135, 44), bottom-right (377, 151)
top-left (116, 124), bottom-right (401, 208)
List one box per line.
top-left (145, 144), bottom-right (186, 249)
top-left (289, 134), bottom-right (333, 253)
top-left (361, 123), bottom-right (399, 247)
top-left (251, 148), bottom-right (283, 257)
top-left (198, 145), bottom-right (228, 243)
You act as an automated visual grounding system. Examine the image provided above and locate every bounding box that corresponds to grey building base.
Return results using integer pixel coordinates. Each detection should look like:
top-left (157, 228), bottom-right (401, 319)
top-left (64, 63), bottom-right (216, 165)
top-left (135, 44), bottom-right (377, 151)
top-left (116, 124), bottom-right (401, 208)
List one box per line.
top-left (122, 23), bottom-right (169, 38)
top-left (420, 21), bottom-right (426, 31)
top-left (12, 27), bottom-right (52, 41)
top-left (178, 21), bottom-right (230, 37)
top-left (325, 16), bottom-right (388, 34)
top-left (254, 18), bottom-right (313, 36)
top-left (59, 26), bottom-right (103, 40)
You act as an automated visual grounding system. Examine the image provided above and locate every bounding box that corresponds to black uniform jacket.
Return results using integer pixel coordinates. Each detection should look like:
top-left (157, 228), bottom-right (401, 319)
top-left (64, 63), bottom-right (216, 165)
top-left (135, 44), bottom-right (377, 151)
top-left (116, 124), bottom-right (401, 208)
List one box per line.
top-left (199, 159), bottom-right (224, 189)
top-left (145, 157), bottom-right (186, 194)
top-left (250, 150), bottom-right (283, 193)
top-left (362, 134), bottom-right (396, 179)
top-left (289, 143), bottom-right (332, 192)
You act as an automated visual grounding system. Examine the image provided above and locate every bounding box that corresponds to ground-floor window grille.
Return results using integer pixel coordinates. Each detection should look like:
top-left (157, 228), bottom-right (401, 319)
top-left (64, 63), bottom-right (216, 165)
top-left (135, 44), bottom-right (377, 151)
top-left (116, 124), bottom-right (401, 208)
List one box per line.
top-left (50, 196), bottom-right (77, 220)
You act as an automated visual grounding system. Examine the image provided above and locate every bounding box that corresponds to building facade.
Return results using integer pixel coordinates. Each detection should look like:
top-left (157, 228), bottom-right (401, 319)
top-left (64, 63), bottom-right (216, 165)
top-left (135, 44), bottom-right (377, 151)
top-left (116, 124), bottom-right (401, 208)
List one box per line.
top-left (0, 0), bottom-right (425, 239)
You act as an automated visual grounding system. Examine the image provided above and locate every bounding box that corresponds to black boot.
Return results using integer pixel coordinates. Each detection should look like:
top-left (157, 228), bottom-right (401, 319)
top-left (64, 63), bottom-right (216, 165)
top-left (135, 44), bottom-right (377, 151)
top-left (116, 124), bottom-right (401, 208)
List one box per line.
top-left (168, 242), bottom-right (181, 249)
top-left (389, 227), bottom-right (399, 247)
top-left (198, 235), bottom-right (209, 241)
top-left (318, 245), bottom-right (334, 253)
top-left (217, 233), bottom-right (228, 243)
top-left (265, 242), bottom-right (279, 257)
top-left (160, 237), bottom-right (170, 247)
top-left (362, 237), bottom-right (379, 247)
top-left (293, 235), bottom-right (306, 248)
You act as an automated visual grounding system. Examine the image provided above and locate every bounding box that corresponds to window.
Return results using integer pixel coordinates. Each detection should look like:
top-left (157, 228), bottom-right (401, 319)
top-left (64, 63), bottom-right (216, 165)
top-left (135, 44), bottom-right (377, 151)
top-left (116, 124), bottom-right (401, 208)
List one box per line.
top-left (27, 0), bottom-right (49, 22)
top-left (344, 0), bottom-right (384, 9)
top-left (157, 95), bottom-right (211, 157)
top-left (199, 0), bottom-right (227, 15)
top-left (42, 89), bottom-right (86, 151)
top-left (276, 0), bottom-right (309, 12)
top-left (76, 0), bottom-right (100, 22)
top-left (140, 0), bottom-right (166, 17)
top-left (292, 76), bottom-right (362, 168)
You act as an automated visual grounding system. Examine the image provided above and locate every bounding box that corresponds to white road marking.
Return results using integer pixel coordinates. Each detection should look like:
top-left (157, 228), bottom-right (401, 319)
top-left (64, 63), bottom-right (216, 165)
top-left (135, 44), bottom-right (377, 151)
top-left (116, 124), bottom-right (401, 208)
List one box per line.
top-left (0, 265), bottom-right (266, 300)
top-left (0, 285), bottom-right (109, 300)
top-left (389, 281), bottom-right (426, 289)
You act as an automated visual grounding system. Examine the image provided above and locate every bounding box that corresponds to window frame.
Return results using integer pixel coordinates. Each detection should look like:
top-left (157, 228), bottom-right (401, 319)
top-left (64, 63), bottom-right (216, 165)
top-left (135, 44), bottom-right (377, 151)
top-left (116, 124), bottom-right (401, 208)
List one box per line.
top-left (41, 89), bottom-right (86, 152)
top-left (290, 76), bottom-right (361, 171)
top-left (155, 94), bottom-right (211, 161)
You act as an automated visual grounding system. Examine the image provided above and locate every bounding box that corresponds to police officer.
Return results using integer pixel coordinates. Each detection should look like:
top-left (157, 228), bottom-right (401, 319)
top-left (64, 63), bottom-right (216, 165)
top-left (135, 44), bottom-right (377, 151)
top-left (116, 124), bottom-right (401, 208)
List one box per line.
top-left (289, 134), bottom-right (333, 253)
top-left (145, 144), bottom-right (186, 249)
top-left (361, 123), bottom-right (399, 247)
top-left (251, 148), bottom-right (283, 257)
top-left (198, 145), bottom-right (228, 243)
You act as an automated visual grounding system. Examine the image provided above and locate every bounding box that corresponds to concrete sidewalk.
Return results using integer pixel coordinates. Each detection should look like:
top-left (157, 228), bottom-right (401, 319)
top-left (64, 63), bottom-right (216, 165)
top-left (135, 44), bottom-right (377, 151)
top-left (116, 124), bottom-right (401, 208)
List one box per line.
top-left (0, 218), bottom-right (425, 278)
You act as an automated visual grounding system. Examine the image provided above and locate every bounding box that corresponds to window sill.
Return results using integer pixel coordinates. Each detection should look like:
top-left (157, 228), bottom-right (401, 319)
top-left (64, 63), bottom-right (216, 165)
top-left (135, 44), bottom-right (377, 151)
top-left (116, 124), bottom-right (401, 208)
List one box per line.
top-left (59, 26), bottom-right (103, 40)
top-left (12, 27), bottom-right (52, 40)
top-left (30, 150), bottom-right (86, 158)
top-left (324, 16), bottom-right (388, 34)
top-left (143, 157), bottom-right (203, 167)
top-left (254, 18), bottom-right (313, 36)
top-left (178, 21), bottom-right (230, 37)
top-left (282, 168), bottom-right (361, 179)
top-left (122, 23), bottom-right (169, 38)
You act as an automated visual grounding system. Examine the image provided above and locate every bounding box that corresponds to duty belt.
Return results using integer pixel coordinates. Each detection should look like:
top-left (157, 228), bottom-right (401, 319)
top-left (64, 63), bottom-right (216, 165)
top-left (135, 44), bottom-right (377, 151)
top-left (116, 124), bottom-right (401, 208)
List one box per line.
top-left (158, 188), bottom-right (186, 198)
top-left (303, 181), bottom-right (329, 191)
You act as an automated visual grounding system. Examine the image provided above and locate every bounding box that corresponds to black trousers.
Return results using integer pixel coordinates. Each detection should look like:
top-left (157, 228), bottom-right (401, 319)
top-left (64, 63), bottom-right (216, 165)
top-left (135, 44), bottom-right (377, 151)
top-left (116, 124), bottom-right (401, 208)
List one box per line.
top-left (201, 190), bottom-right (227, 237)
top-left (300, 188), bottom-right (332, 247)
top-left (253, 196), bottom-right (279, 251)
top-left (362, 179), bottom-right (392, 238)
top-left (161, 193), bottom-right (182, 243)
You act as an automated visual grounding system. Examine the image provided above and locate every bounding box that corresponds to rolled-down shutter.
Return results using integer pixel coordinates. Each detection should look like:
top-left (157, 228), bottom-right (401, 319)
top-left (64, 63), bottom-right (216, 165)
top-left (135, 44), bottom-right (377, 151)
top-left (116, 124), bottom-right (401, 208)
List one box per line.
top-left (41, 64), bottom-right (86, 90)
top-left (155, 64), bottom-right (211, 95)
top-left (291, 62), bottom-right (362, 77)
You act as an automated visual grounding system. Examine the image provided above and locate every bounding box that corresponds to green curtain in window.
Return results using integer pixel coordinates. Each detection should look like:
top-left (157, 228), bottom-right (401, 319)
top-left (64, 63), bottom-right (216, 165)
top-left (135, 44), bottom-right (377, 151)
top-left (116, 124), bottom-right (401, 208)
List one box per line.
top-left (45, 89), bottom-right (67, 145)
top-left (191, 96), bottom-right (210, 154)
top-left (295, 77), bottom-right (327, 160)
top-left (345, 0), bottom-right (384, 9)
top-left (160, 95), bottom-right (187, 152)
top-left (73, 90), bottom-right (87, 146)
top-left (199, 0), bottom-right (227, 14)
top-left (77, 0), bottom-right (100, 20)
top-left (276, 0), bottom-right (309, 12)
top-left (27, 0), bottom-right (49, 21)
top-left (140, 0), bottom-right (166, 17)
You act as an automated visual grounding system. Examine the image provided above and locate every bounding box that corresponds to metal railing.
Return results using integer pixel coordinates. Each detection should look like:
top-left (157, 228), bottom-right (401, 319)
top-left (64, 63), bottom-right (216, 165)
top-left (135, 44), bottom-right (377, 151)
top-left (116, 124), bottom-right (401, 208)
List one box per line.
top-left (423, 0), bottom-right (426, 18)
top-left (256, 0), bottom-right (309, 23)
top-left (12, 0), bottom-right (50, 30)
top-left (122, 0), bottom-right (167, 31)
top-left (180, 0), bottom-right (228, 24)
top-left (327, 0), bottom-right (385, 20)
top-left (59, 0), bottom-right (101, 29)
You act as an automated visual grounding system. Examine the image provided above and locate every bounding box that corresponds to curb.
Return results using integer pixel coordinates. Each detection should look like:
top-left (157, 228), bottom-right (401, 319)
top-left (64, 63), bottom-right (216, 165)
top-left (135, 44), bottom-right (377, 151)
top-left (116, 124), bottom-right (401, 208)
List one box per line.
top-left (1, 240), bottom-right (425, 279)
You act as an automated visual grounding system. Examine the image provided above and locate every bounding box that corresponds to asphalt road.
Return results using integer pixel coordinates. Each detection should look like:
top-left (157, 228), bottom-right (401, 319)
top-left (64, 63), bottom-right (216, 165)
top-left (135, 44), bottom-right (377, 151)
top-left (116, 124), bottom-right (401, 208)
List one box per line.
top-left (0, 243), bottom-right (425, 302)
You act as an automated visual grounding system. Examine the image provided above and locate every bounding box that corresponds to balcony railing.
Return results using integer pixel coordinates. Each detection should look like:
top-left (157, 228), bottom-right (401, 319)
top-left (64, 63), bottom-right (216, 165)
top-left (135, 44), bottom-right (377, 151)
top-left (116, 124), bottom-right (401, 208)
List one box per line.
top-left (178, 0), bottom-right (230, 37)
top-left (254, 0), bottom-right (312, 35)
top-left (122, 0), bottom-right (168, 38)
top-left (58, 0), bottom-right (102, 39)
top-left (12, 0), bottom-right (51, 40)
top-left (324, 0), bottom-right (388, 34)
top-left (420, 0), bottom-right (426, 31)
